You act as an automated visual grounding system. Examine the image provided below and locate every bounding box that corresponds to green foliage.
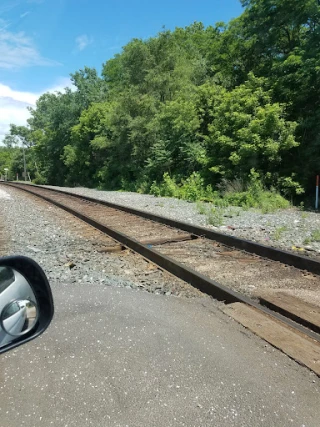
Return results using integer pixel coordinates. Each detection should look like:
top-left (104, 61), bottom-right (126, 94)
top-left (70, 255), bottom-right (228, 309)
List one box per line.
top-left (179, 172), bottom-right (205, 201)
top-left (5, 2), bottom-right (320, 199)
top-left (273, 226), bottom-right (288, 241)
top-left (150, 172), bottom-right (218, 201)
top-left (149, 169), bottom-right (290, 214)
top-left (304, 229), bottom-right (320, 245)
top-left (196, 201), bottom-right (207, 215)
top-left (303, 237), bottom-right (311, 245)
top-left (33, 172), bottom-right (47, 185)
top-left (206, 207), bottom-right (225, 227)
top-left (149, 173), bottom-right (180, 198)
top-left (222, 170), bottom-right (291, 212)
top-left (0, 147), bottom-right (14, 176)
top-left (202, 75), bottom-right (298, 189)
top-left (311, 230), bottom-right (320, 242)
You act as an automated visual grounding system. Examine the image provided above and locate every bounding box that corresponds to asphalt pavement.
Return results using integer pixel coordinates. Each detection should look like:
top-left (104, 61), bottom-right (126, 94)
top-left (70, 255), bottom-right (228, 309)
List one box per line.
top-left (0, 280), bottom-right (319, 427)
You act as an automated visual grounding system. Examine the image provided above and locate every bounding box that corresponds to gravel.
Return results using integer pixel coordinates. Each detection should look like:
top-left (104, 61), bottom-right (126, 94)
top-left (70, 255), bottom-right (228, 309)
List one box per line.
top-left (0, 185), bottom-right (206, 300)
top-left (2, 185), bottom-right (320, 427)
top-left (43, 184), bottom-right (320, 256)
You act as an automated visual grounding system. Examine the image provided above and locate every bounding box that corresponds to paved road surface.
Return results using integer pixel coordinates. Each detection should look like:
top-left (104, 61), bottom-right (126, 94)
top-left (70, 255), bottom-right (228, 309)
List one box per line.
top-left (0, 280), bottom-right (319, 426)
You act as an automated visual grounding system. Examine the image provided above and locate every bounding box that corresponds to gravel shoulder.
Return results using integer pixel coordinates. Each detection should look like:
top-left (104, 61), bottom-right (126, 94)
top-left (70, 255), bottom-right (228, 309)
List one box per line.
top-left (42, 184), bottom-right (320, 258)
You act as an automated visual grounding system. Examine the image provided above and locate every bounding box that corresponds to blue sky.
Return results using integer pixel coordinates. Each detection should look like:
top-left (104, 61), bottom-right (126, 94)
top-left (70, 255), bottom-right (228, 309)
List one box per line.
top-left (0, 0), bottom-right (243, 141)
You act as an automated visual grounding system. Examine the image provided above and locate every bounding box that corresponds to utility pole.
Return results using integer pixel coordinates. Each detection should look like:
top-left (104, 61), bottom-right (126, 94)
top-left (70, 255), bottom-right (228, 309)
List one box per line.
top-left (23, 145), bottom-right (27, 182)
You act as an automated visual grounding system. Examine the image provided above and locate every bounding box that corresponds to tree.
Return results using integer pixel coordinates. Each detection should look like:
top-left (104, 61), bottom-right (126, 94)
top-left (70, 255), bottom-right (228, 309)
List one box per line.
top-left (202, 74), bottom-right (299, 192)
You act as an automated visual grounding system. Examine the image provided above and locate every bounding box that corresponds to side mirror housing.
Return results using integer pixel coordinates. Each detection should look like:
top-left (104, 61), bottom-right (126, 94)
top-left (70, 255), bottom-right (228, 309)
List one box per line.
top-left (0, 256), bottom-right (54, 354)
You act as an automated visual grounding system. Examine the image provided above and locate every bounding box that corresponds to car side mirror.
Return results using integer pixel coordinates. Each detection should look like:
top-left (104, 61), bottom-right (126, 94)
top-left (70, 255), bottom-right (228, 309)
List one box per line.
top-left (0, 256), bottom-right (54, 354)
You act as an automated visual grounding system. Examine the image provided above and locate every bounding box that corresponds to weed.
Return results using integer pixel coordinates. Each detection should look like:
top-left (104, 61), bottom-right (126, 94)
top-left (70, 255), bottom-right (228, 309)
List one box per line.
top-left (273, 226), bottom-right (288, 241)
top-left (150, 181), bottom-right (161, 197)
top-left (180, 172), bottom-right (205, 201)
top-left (303, 229), bottom-right (320, 245)
top-left (206, 206), bottom-right (224, 226)
top-left (311, 229), bottom-right (320, 242)
top-left (224, 207), bottom-right (241, 218)
top-left (196, 201), bottom-right (208, 215)
top-left (150, 173), bottom-right (180, 198)
top-left (301, 212), bottom-right (308, 220)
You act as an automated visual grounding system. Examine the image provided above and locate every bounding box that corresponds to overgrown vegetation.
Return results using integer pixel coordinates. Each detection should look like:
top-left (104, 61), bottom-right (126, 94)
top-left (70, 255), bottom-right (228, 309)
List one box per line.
top-left (273, 226), bottom-right (288, 241)
top-left (304, 229), bottom-right (320, 245)
top-left (3, 0), bottom-right (320, 208)
top-left (150, 169), bottom-right (290, 213)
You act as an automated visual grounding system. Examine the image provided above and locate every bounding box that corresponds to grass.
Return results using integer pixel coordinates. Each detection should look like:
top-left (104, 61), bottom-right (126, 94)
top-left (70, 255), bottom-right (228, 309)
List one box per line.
top-left (207, 207), bottom-right (224, 227)
top-left (273, 226), bottom-right (288, 241)
top-left (303, 229), bottom-right (320, 245)
top-left (312, 230), bottom-right (320, 241)
top-left (196, 202), bottom-right (224, 226)
top-left (196, 200), bottom-right (242, 227)
top-left (196, 201), bottom-right (207, 215)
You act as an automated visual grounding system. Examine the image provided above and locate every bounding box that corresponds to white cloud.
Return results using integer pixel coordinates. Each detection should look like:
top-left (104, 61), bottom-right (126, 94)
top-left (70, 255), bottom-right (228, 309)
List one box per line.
top-left (0, 77), bottom-right (74, 143)
top-left (20, 11), bottom-right (30, 18)
top-left (0, 29), bottom-right (60, 69)
top-left (75, 34), bottom-right (93, 52)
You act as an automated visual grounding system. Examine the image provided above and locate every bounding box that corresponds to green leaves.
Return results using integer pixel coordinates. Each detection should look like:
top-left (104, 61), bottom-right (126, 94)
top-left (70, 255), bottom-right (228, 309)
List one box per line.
top-left (6, 7), bottom-right (319, 200)
top-left (201, 75), bottom-right (298, 189)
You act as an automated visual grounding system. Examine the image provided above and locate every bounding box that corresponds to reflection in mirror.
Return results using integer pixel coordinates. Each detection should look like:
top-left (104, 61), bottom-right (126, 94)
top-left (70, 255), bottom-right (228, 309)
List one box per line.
top-left (0, 266), bottom-right (38, 348)
top-left (1, 300), bottom-right (38, 337)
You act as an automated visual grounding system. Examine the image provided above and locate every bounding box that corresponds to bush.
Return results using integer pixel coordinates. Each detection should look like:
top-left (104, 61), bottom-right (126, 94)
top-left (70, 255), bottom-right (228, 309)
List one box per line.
top-left (150, 173), bottom-right (180, 198)
top-left (223, 189), bottom-right (290, 212)
top-left (207, 206), bottom-right (224, 226)
top-left (149, 169), bottom-right (290, 213)
top-left (33, 172), bottom-right (47, 185)
top-left (179, 172), bottom-right (205, 201)
top-left (150, 172), bottom-right (220, 202)
top-left (149, 181), bottom-right (161, 197)
top-left (223, 170), bottom-right (290, 212)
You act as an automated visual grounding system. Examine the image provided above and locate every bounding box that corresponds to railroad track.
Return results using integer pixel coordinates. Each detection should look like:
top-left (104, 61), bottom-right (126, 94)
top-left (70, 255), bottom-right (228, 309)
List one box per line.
top-left (3, 182), bottom-right (320, 375)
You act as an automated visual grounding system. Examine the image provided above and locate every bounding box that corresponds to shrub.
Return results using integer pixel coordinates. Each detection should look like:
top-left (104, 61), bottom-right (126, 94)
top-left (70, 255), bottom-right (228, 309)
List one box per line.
top-left (149, 169), bottom-right (290, 213)
top-left (150, 173), bottom-right (180, 198)
top-left (223, 170), bottom-right (290, 212)
top-left (180, 172), bottom-right (205, 201)
top-left (196, 201), bottom-right (207, 215)
top-left (150, 181), bottom-right (161, 197)
top-left (33, 172), bottom-right (47, 185)
top-left (207, 206), bottom-right (224, 226)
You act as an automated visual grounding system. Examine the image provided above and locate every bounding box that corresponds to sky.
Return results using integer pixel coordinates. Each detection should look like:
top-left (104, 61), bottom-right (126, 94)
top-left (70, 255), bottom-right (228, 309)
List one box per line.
top-left (0, 0), bottom-right (243, 143)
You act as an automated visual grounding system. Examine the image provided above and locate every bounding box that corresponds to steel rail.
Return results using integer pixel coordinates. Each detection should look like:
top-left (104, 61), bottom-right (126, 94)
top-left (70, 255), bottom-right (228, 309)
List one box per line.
top-left (8, 182), bottom-right (320, 275)
top-left (5, 182), bottom-right (320, 343)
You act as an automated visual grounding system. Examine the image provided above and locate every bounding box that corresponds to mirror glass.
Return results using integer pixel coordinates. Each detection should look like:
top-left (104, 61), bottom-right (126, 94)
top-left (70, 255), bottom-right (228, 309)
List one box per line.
top-left (0, 266), bottom-right (38, 348)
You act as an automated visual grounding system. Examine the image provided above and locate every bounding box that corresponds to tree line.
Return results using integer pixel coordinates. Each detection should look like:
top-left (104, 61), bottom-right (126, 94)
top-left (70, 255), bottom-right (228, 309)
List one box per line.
top-left (2, 0), bottom-right (320, 204)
